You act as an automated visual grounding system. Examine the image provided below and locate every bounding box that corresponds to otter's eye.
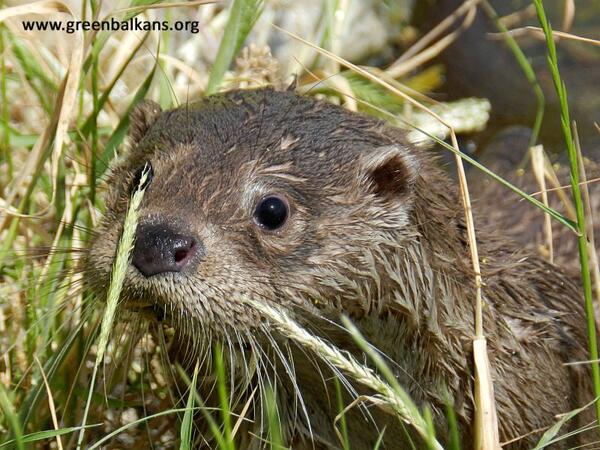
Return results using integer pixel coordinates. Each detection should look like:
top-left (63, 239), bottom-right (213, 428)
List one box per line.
top-left (253, 195), bottom-right (289, 231)
top-left (131, 162), bottom-right (153, 192)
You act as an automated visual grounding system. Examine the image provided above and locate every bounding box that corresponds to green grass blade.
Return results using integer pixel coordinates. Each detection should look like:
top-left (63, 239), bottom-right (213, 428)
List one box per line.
top-left (89, 52), bottom-right (99, 208)
top-left (17, 313), bottom-right (98, 430)
top-left (0, 384), bottom-right (24, 450)
top-left (532, 397), bottom-right (597, 449)
top-left (79, 31), bottom-right (150, 138)
top-left (0, 25), bottom-right (11, 179)
top-left (482, 1), bottom-right (544, 147)
top-left (426, 130), bottom-right (576, 232)
top-left (7, 33), bottom-right (57, 106)
top-left (264, 388), bottom-right (283, 449)
top-left (341, 316), bottom-right (440, 450)
top-left (76, 165), bottom-right (150, 448)
top-left (180, 363), bottom-right (200, 450)
top-left (205, 0), bottom-right (264, 95)
top-left (214, 344), bottom-right (234, 449)
top-left (175, 364), bottom-right (229, 449)
top-left (0, 425), bottom-right (100, 448)
top-left (372, 429), bottom-right (387, 450)
top-left (95, 57), bottom-right (158, 180)
top-left (444, 399), bottom-right (461, 450)
top-left (533, 0), bottom-right (600, 430)
top-left (87, 406), bottom-right (211, 450)
top-left (81, 0), bottom-right (164, 75)
top-left (334, 378), bottom-right (350, 450)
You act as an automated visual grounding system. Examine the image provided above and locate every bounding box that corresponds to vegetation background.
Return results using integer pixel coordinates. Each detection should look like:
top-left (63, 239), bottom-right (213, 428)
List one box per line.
top-left (0, 0), bottom-right (598, 448)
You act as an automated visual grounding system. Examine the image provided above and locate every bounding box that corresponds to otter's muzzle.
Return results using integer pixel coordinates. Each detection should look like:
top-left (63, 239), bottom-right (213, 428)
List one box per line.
top-left (132, 222), bottom-right (201, 277)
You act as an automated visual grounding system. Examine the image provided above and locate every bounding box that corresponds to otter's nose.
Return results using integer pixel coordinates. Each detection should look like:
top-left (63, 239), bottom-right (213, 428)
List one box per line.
top-left (132, 223), bottom-right (200, 277)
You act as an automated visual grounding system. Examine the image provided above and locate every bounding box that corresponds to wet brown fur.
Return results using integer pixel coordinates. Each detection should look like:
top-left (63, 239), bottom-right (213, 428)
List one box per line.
top-left (86, 88), bottom-right (596, 449)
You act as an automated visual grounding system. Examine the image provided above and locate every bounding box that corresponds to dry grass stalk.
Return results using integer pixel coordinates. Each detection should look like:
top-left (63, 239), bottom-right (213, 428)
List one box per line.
top-left (250, 300), bottom-right (444, 450)
top-left (529, 177), bottom-right (600, 198)
top-left (391, 0), bottom-right (479, 67)
top-left (530, 145), bottom-right (554, 263)
top-left (493, 27), bottom-right (600, 46)
top-left (562, 0), bottom-right (575, 33)
top-left (497, 4), bottom-right (536, 28)
top-left (386, 0), bottom-right (480, 79)
top-left (0, 0), bottom-right (83, 222)
top-left (34, 357), bottom-right (64, 450)
top-left (271, 23), bottom-right (499, 448)
top-left (573, 124), bottom-right (600, 308)
top-left (77, 168), bottom-right (149, 447)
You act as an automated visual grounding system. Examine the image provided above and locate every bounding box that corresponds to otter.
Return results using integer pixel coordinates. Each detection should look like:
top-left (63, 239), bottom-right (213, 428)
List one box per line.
top-left (86, 87), bottom-right (596, 449)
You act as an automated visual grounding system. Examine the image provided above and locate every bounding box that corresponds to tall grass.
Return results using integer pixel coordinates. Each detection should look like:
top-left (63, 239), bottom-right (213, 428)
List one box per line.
top-left (77, 165), bottom-right (149, 447)
top-left (0, 0), bottom-right (598, 448)
top-left (205, 0), bottom-right (264, 95)
top-left (532, 0), bottom-right (600, 427)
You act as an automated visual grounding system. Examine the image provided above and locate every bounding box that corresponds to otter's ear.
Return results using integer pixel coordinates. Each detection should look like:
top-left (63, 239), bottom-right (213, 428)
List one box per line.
top-left (128, 100), bottom-right (162, 146)
top-left (359, 145), bottom-right (419, 201)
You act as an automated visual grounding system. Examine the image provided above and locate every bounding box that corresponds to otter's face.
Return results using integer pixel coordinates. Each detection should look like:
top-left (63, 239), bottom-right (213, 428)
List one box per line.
top-left (86, 89), bottom-right (419, 339)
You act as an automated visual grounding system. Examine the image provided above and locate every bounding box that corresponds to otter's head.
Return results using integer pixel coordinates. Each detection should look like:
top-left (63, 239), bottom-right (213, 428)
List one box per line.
top-left (86, 88), bottom-right (421, 342)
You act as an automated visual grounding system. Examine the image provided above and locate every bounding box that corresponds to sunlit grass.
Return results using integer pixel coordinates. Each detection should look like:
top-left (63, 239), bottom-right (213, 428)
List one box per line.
top-left (533, 0), bottom-right (600, 430)
top-left (0, 0), bottom-right (598, 448)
